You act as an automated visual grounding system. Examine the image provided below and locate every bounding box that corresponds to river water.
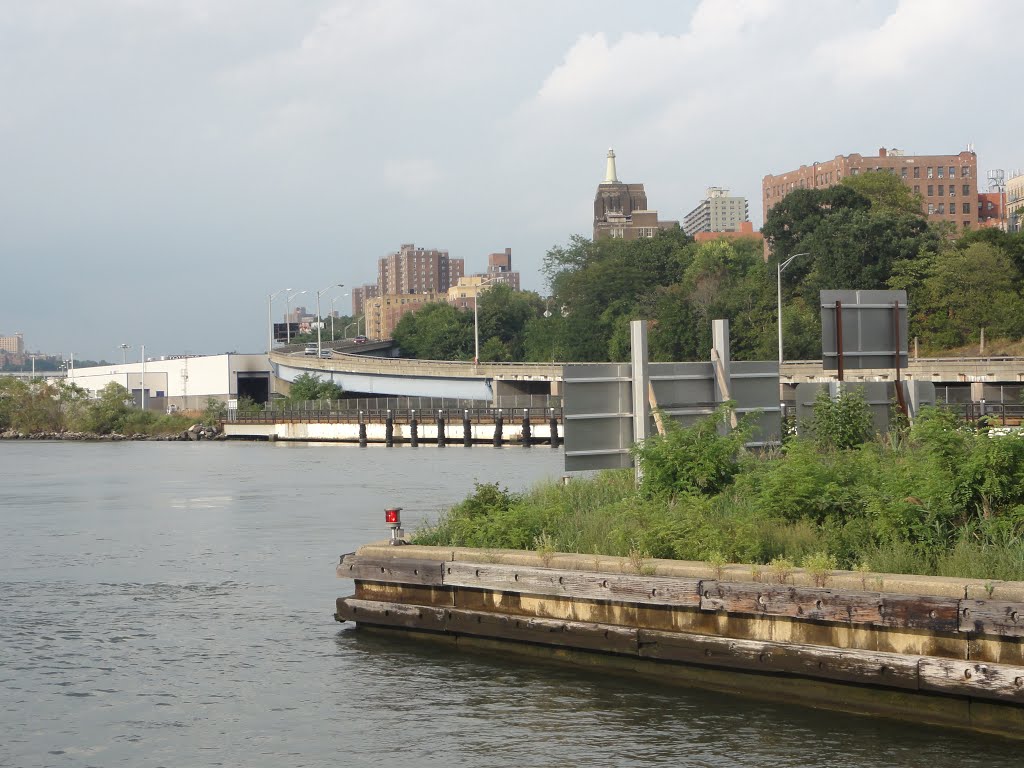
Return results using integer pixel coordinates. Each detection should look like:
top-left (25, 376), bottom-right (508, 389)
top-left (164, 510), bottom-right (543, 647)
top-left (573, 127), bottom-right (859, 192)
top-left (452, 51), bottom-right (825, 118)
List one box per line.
top-left (0, 441), bottom-right (1017, 767)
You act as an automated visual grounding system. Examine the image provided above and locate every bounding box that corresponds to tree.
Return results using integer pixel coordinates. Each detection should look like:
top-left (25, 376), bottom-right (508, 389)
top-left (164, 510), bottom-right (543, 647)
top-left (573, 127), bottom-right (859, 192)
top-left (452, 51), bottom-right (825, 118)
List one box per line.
top-left (288, 373), bottom-right (344, 402)
top-left (915, 242), bottom-right (1024, 348)
top-left (78, 383), bottom-right (132, 434)
top-left (840, 171), bottom-right (925, 217)
top-left (392, 302), bottom-right (473, 360)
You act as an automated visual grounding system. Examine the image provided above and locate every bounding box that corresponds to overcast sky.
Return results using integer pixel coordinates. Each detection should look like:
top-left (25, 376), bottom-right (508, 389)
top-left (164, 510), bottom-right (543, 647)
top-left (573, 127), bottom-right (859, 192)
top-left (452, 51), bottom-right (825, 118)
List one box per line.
top-left (2, 0), bottom-right (1021, 361)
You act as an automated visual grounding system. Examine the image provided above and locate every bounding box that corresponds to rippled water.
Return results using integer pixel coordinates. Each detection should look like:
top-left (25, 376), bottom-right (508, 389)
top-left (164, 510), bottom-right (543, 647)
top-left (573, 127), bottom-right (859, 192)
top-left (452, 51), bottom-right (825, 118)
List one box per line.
top-left (0, 441), bottom-right (1018, 767)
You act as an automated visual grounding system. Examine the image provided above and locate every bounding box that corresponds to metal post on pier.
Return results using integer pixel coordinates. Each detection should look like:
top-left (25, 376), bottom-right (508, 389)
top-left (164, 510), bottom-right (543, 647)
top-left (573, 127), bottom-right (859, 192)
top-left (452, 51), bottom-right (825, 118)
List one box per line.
top-left (549, 407), bottom-right (560, 447)
top-left (385, 409), bottom-right (394, 447)
top-left (463, 409), bottom-right (472, 447)
top-left (436, 410), bottom-right (446, 447)
top-left (410, 409), bottom-right (418, 448)
top-left (521, 408), bottom-right (531, 447)
top-left (493, 408), bottom-right (504, 447)
top-left (358, 410), bottom-right (367, 447)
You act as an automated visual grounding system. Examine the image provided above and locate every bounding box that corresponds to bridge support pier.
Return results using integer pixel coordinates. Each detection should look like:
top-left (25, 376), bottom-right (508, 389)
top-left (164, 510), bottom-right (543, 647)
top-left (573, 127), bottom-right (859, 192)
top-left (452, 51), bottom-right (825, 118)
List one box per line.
top-left (385, 410), bottom-right (394, 447)
top-left (493, 409), bottom-right (503, 447)
top-left (521, 409), bottom-right (532, 447)
top-left (463, 410), bottom-right (472, 447)
top-left (436, 411), bottom-right (446, 447)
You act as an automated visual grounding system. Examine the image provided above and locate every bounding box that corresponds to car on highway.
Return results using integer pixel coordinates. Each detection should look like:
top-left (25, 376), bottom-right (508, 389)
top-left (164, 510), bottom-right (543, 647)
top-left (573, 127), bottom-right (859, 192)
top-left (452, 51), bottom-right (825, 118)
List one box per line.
top-left (304, 344), bottom-right (318, 355)
top-left (319, 349), bottom-right (332, 358)
top-left (354, 335), bottom-right (369, 344)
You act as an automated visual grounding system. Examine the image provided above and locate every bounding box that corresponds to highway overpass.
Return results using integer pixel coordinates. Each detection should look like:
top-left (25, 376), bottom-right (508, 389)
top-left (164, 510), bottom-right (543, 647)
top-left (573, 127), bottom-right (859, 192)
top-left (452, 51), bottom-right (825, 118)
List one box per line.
top-left (271, 344), bottom-right (1024, 404)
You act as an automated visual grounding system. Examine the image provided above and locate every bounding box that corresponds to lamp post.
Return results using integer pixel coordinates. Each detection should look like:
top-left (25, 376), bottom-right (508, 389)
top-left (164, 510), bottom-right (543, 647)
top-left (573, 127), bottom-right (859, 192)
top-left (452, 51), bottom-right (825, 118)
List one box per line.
top-left (343, 321), bottom-right (357, 339)
top-left (119, 344), bottom-right (131, 395)
top-left (267, 288), bottom-right (291, 352)
top-left (285, 290), bottom-right (306, 344)
top-left (777, 252), bottom-right (809, 407)
top-left (316, 283), bottom-right (344, 356)
top-left (140, 344), bottom-right (146, 411)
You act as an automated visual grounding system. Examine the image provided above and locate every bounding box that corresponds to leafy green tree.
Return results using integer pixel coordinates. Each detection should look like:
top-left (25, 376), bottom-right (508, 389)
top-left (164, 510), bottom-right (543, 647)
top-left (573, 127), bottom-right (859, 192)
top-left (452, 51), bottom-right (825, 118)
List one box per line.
top-left (808, 386), bottom-right (874, 451)
top-left (631, 405), bottom-right (754, 499)
top-left (840, 170), bottom-right (925, 217)
top-left (915, 242), bottom-right (1024, 348)
top-left (288, 373), bottom-right (343, 402)
top-left (392, 302), bottom-right (473, 360)
top-left (79, 383), bottom-right (132, 433)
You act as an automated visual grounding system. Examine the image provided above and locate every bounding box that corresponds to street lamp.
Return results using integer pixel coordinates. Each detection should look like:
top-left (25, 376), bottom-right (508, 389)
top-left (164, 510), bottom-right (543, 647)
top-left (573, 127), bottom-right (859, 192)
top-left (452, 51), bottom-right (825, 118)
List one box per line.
top-left (285, 290), bottom-right (306, 344)
top-left (777, 252), bottom-right (809, 405)
top-left (267, 288), bottom-right (291, 352)
top-left (119, 344), bottom-right (131, 395)
top-left (316, 283), bottom-right (344, 356)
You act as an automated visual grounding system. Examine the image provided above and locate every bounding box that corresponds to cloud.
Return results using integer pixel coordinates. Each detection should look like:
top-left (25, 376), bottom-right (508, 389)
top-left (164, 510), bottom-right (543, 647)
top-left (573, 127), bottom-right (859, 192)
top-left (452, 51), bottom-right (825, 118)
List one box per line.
top-left (383, 158), bottom-right (443, 197)
top-left (813, 0), bottom-right (1005, 87)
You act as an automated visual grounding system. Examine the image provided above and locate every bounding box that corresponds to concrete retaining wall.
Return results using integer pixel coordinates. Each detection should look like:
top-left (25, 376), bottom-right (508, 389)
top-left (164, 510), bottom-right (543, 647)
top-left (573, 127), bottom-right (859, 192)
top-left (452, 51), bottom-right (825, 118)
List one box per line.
top-left (336, 544), bottom-right (1024, 738)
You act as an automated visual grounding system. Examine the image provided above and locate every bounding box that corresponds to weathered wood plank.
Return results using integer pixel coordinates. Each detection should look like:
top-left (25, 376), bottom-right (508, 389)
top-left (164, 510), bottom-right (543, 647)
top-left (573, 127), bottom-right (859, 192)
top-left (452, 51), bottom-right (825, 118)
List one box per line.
top-left (638, 629), bottom-right (920, 690)
top-left (444, 608), bottom-right (639, 655)
top-left (337, 555), bottom-right (446, 586)
top-left (335, 597), bottom-right (447, 631)
top-left (959, 600), bottom-right (1024, 638)
top-left (700, 581), bottom-right (959, 631)
top-left (443, 561), bottom-right (701, 607)
top-left (919, 657), bottom-right (1024, 703)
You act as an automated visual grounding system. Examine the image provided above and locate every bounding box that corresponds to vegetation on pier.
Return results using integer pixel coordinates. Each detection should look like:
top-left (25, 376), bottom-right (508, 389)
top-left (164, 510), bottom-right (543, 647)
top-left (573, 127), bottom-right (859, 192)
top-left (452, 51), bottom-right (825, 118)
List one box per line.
top-left (414, 392), bottom-right (1024, 581)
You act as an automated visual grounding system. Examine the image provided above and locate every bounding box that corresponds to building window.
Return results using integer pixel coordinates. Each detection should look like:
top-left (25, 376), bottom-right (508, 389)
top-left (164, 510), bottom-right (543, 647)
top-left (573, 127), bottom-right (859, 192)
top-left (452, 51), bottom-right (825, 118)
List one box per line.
top-left (962, 166), bottom-right (970, 177)
top-left (914, 185), bottom-right (920, 194)
top-left (949, 166), bottom-right (956, 178)
top-left (963, 184), bottom-right (970, 195)
top-left (937, 167), bottom-right (944, 179)
top-left (963, 202), bottom-right (971, 214)
top-left (950, 187), bottom-right (955, 197)
top-left (927, 167), bottom-right (934, 179)
top-left (914, 167), bottom-right (920, 179)
top-left (901, 167), bottom-right (908, 178)
top-left (963, 221), bottom-right (971, 229)
top-left (938, 185), bottom-right (944, 196)
top-left (938, 203), bottom-right (945, 214)
top-left (851, 168), bottom-right (859, 176)
top-left (928, 203), bottom-right (935, 215)
top-left (928, 185), bottom-right (934, 196)
top-left (609, 227), bottom-right (624, 239)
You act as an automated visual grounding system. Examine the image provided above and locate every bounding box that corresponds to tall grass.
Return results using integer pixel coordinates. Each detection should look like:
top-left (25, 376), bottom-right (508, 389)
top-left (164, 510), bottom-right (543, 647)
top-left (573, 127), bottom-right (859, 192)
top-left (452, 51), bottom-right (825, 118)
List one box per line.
top-left (412, 405), bottom-right (1024, 581)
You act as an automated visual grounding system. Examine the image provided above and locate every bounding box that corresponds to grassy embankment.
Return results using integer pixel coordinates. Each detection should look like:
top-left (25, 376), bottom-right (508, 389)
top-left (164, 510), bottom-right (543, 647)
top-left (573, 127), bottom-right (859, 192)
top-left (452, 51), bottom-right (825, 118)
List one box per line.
top-left (414, 394), bottom-right (1024, 581)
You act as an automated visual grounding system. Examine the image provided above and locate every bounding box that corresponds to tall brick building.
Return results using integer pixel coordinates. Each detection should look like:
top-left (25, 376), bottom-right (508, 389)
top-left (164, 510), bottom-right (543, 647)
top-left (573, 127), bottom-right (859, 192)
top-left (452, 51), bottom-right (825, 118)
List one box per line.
top-left (593, 149), bottom-right (678, 240)
top-left (377, 243), bottom-right (464, 296)
top-left (762, 147), bottom-right (979, 230)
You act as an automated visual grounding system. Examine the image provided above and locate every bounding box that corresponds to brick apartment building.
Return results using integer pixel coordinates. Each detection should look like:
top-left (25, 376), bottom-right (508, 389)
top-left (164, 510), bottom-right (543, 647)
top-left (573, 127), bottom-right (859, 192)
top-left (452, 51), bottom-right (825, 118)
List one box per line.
top-left (593, 149), bottom-right (678, 240)
top-left (377, 243), bottom-right (465, 296)
top-left (351, 284), bottom-right (379, 317)
top-left (364, 292), bottom-right (443, 340)
top-left (762, 147), bottom-right (979, 231)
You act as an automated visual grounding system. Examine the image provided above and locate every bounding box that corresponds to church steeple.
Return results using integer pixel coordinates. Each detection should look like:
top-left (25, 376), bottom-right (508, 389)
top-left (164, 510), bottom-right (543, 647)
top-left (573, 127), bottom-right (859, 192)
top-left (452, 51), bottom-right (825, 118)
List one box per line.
top-left (603, 148), bottom-right (619, 183)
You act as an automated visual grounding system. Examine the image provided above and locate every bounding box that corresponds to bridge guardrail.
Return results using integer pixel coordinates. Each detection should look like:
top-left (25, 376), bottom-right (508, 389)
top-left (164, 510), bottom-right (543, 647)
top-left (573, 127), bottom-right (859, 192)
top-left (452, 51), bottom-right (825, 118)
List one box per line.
top-left (227, 405), bottom-right (563, 425)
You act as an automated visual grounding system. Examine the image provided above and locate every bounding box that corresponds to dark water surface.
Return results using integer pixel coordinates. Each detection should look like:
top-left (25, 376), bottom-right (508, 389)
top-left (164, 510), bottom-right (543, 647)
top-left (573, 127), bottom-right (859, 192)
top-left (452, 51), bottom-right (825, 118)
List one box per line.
top-left (0, 441), bottom-right (1017, 767)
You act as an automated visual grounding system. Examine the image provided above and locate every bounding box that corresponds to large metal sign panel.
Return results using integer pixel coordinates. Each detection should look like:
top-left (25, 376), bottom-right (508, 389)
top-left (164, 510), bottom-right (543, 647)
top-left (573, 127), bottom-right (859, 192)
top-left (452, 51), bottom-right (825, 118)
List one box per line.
top-left (563, 364), bottom-right (635, 472)
top-left (564, 361), bottom-right (781, 472)
top-left (820, 290), bottom-right (908, 371)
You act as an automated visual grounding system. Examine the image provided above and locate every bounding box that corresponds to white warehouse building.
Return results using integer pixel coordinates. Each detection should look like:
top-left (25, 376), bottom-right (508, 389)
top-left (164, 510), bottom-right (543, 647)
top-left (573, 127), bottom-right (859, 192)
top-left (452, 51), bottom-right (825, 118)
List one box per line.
top-left (66, 354), bottom-right (273, 412)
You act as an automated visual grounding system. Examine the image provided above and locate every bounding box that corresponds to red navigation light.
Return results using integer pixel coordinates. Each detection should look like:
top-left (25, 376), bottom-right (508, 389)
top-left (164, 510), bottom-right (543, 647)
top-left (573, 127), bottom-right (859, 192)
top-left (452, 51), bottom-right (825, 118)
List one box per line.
top-left (385, 508), bottom-right (401, 525)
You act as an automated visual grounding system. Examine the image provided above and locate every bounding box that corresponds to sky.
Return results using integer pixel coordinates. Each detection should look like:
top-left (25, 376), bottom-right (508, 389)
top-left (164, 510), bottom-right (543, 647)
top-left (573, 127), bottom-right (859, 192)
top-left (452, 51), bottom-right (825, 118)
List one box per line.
top-left (2, 0), bottom-right (1022, 361)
